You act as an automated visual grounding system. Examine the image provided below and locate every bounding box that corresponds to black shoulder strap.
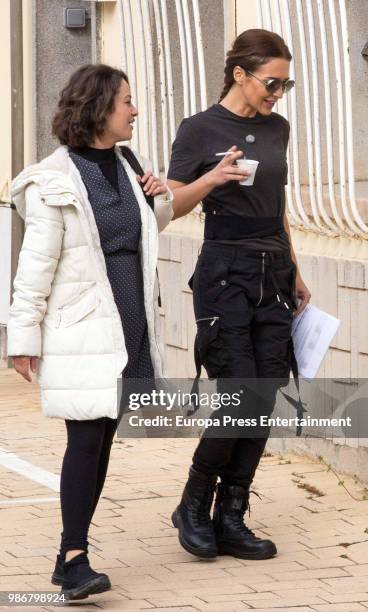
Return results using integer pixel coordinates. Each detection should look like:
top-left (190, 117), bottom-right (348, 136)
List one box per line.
top-left (120, 146), bottom-right (154, 211)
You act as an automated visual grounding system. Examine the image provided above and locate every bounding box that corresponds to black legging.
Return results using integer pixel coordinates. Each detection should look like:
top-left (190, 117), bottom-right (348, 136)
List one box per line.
top-left (59, 417), bottom-right (117, 555)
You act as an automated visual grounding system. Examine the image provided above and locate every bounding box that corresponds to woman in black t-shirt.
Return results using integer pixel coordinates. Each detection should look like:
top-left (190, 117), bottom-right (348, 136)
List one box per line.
top-left (167, 29), bottom-right (311, 560)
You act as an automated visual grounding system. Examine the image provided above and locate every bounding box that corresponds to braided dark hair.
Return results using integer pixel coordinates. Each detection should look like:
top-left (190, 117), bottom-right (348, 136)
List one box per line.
top-left (219, 29), bottom-right (292, 102)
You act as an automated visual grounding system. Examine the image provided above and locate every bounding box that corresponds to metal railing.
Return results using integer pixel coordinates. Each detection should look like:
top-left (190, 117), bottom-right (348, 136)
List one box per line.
top-left (117, 0), bottom-right (207, 179)
top-left (257, 0), bottom-right (367, 238)
top-left (116, 0), bottom-right (366, 239)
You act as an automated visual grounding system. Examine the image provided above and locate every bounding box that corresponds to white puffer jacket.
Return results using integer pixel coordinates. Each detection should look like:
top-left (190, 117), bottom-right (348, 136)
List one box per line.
top-left (7, 145), bottom-right (173, 420)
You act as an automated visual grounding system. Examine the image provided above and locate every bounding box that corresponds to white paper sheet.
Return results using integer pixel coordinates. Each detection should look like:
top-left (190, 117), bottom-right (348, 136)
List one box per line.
top-left (292, 304), bottom-right (340, 379)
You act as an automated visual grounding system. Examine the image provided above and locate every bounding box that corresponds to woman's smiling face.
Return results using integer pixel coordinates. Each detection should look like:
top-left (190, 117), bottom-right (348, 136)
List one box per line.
top-left (234, 57), bottom-right (291, 116)
top-left (103, 79), bottom-right (138, 144)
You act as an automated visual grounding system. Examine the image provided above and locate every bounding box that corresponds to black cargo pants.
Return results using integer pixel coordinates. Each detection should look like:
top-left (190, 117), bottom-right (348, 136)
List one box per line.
top-left (190, 241), bottom-right (297, 489)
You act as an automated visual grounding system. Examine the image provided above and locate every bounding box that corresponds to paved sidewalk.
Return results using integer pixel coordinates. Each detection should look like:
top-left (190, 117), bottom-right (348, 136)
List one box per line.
top-left (1, 368), bottom-right (368, 611)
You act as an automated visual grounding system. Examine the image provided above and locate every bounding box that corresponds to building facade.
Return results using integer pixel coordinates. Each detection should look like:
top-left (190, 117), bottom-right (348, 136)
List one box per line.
top-left (1, 0), bottom-right (367, 478)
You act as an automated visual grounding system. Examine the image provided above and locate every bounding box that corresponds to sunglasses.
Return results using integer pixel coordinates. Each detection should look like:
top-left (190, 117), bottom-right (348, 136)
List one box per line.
top-left (245, 70), bottom-right (295, 94)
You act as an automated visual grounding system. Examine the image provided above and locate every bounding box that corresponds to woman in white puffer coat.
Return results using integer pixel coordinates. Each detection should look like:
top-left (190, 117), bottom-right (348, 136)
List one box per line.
top-left (8, 64), bottom-right (173, 600)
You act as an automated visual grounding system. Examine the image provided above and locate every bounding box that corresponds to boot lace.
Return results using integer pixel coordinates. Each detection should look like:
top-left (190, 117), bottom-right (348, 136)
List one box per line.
top-left (232, 489), bottom-right (262, 536)
top-left (190, 492), bottom-right (213, 527)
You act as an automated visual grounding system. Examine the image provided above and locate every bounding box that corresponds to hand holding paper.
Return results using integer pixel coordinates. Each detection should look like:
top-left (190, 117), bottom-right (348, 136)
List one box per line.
top-left (292, 304), bottom-right (340, 379)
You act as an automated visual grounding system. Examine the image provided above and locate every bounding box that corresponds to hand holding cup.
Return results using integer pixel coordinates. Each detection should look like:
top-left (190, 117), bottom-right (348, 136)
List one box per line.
top-left (207, 146), bottom-right (251, 187)
top-left (235, 158), bottom-right (259, 186)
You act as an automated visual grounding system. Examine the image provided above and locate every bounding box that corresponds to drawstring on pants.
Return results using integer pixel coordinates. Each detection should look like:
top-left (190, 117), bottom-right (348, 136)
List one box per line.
top-left (261, 252), bottom-right (290, 310)
top-left (268, 267), bottom-right (290, 310)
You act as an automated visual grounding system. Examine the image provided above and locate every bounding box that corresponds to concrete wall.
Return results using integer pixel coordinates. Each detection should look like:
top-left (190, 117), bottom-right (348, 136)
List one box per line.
top-left (0, 0), bottom-right (12, 197)
top-left (0, 0), bottom-right (39, 191)
top-left (348, 0), bottom-right (368, 182)
top-left (34, 0), bottom-right (93, 161)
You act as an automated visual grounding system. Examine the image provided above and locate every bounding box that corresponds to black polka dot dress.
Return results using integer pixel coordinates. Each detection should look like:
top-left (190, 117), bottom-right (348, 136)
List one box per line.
top-left (69, 147), bottom-right (154, 380)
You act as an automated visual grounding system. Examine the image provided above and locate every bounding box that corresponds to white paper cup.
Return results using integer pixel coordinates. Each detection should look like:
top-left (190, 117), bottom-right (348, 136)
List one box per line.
top-left (236, 159), bottom-right (259, 186)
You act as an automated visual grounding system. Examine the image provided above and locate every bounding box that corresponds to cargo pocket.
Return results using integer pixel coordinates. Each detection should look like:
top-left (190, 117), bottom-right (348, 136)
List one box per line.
top-left (196, 256), bottom-right (231, 304)
top-left (196, 316), bottom-right (225, 379)
top-left (202, 263), bottom-right (231, 303)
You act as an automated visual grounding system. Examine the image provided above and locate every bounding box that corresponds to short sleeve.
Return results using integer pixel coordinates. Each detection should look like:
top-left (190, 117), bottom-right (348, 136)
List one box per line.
top-left (282, 120), bottom-right (290, 185)
top-left (167, 118), bottom-right (202, 184)
top-left (282, 119), bottom-right (290, 152)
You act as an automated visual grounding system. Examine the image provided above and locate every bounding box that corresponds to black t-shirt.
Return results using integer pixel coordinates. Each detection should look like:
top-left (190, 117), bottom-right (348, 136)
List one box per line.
top-left (167, 103), bottom-right (290, 250)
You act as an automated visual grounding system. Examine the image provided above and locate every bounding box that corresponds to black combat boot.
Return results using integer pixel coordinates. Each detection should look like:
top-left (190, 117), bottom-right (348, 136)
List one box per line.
top-left (213, 483), bottom-right (277, 559)
top-left (61, 552), bottom-right (111, 600)
top-left (172, 467), bottom-right (218, 558)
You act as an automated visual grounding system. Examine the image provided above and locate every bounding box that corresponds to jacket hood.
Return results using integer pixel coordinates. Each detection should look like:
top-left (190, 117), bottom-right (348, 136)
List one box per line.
top-left (11, 147), bottom-right (78, 219)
